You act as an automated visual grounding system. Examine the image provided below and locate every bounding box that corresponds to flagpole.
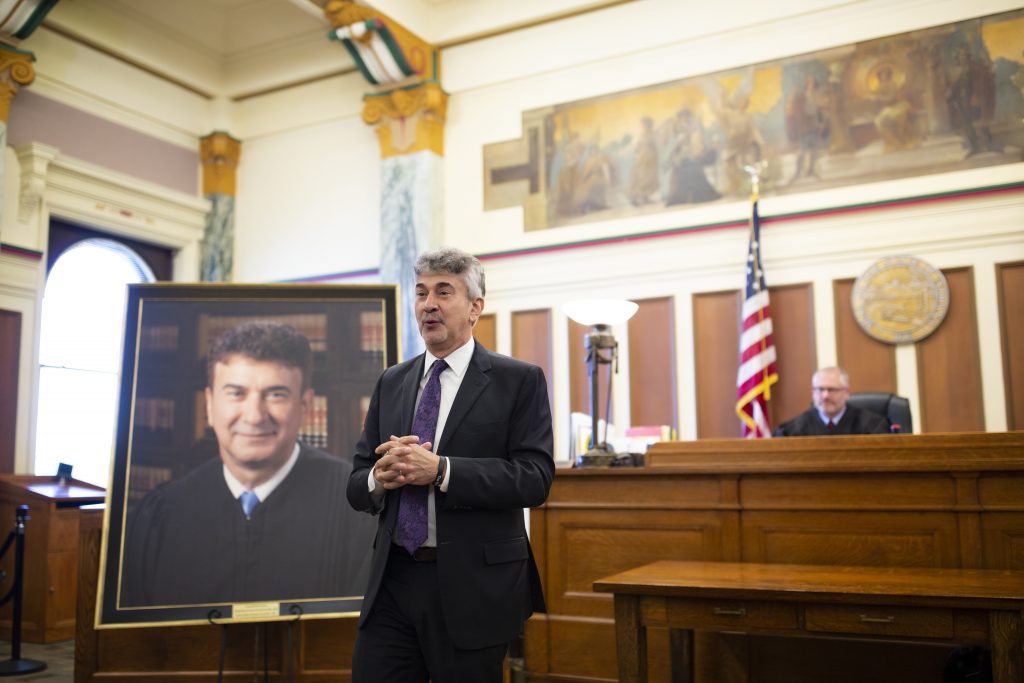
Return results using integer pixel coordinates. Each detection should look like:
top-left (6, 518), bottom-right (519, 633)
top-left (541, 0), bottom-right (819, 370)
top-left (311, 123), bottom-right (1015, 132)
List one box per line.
top-left (743, 161), bottom-right (769, 399)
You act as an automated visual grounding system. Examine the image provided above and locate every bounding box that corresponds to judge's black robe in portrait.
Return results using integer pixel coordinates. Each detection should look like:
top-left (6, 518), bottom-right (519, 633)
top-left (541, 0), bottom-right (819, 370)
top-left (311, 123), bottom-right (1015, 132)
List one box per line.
top-left (773, 405), bottom-right (890, 437)
top-left (121, 445), bottom-right (376, 607)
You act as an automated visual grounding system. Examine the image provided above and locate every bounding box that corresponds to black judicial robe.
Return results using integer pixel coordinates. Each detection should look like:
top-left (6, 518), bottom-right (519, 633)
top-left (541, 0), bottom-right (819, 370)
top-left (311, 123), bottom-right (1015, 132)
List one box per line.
top-left (121, 445), bottom-right (376, 607)
top-left (773, 406), bottom-right (890, 437)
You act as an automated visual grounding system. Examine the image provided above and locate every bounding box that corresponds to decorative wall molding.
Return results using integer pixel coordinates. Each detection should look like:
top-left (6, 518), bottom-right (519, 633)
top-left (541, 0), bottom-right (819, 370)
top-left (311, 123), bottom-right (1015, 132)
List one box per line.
top-left (15, 141), bottom-right (209, 251)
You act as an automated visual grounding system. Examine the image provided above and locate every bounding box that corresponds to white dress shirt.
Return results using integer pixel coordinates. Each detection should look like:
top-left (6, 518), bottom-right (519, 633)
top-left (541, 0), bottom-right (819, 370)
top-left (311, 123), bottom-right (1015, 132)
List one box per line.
top-left (223, 442), bottom-right (300, 503)
top-left (369, 338), bottom-right (475, 547)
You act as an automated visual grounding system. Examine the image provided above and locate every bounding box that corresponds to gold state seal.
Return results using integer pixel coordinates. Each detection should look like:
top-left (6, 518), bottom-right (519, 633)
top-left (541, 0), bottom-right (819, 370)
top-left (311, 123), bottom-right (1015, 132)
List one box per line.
top-left (851, 256), bottom-right (949, 344)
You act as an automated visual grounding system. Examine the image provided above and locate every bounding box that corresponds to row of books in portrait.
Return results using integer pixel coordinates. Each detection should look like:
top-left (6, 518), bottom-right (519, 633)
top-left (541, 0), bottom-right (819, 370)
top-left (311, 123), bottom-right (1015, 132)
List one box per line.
top-left (138, 311), bottom-right (387, 355)
top-left (133, 394), bottom-right (371, 439)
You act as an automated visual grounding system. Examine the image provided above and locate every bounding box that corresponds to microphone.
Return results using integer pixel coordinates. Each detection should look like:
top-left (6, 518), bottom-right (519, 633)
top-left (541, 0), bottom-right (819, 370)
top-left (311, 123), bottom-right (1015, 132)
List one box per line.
top-left (890, 423), bottom-right (902, 434)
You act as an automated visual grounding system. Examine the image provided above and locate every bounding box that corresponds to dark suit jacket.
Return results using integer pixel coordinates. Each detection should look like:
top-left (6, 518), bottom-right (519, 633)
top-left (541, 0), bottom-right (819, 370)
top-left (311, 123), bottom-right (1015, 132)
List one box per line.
top-left (773, 405), bottom-right (890, 437)
top-left (122, 445), bottom-right (376, 607)
top-left (347, 342), bottom-right (555, 650)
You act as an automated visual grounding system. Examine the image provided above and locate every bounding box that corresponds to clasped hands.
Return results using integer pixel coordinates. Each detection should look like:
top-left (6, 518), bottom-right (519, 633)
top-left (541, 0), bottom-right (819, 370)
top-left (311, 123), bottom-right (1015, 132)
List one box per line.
top-left (373, 434), bottom-right (440, 490)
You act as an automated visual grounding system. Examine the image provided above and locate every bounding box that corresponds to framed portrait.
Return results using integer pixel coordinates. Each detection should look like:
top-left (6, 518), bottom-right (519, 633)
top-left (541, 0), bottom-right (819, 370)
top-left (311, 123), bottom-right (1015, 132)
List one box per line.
top-left (97, 283), bottom-right (398, 628)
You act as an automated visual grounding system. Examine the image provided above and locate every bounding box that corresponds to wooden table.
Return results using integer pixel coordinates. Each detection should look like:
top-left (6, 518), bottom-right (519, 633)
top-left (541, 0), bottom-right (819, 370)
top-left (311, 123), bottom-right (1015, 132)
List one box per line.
top-left (0, 475), bottom-right (105, 642)
top-left (593, 560), bottom-right (1024, 683)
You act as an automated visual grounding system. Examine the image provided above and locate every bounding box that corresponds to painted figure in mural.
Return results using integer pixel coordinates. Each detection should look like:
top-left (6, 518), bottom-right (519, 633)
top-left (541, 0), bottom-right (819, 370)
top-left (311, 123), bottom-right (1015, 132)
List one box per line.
top-left (1012, 51), bottom-right (1024, 119)
top-left (714, 91), bottom-right (766, 196)
top-left (576, 139), bottom-right (615, 214)
top-left (786, 75), bottom-right (830, 184)
top-left (870, 62), bottom-right (920, 153)
top-left (663, 108), bottom-right (721, 205)
top-left (627, 116), bottom-right (660, 206)
top-left (552, 123), bottom-right (616, 218)
top-left (946, 44), bottom-right (999, 156)
top-left (553, 129), bottom-right (585, 218)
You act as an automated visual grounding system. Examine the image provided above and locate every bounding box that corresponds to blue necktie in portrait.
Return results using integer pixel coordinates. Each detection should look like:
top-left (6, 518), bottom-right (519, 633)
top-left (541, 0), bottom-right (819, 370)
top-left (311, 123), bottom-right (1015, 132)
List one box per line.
top-left (397, 359), bottom-right (447, 553)
top-left (240, 490), bottom-right (259, 519)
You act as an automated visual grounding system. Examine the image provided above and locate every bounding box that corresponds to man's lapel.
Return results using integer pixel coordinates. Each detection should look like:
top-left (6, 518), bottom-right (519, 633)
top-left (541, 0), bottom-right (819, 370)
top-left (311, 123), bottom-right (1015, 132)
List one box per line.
top-left (437, 343), bottom-right (491, 453)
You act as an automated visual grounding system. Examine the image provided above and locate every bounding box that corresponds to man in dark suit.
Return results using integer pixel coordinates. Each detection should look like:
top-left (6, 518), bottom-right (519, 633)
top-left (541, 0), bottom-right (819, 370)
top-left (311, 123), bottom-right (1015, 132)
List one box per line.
top-left (122, 321), bottom-right (374, 607)
top-left (774, 365), bottom-right (890, 436)
top-left (347, 247), bottom-right (554, 682)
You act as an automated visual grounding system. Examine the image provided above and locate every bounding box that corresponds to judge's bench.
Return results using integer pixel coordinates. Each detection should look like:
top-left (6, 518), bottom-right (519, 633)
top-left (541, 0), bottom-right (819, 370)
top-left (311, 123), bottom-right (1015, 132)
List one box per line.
top-left (523, 431), bottom-right (1024, 682)
top-left (73, 431), bottom-right (1023, 681)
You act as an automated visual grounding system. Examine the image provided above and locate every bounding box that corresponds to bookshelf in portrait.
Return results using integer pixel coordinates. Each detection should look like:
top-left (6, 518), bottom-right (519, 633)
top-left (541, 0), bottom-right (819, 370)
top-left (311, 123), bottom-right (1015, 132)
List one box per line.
top-left (98, 283), bottom-right (397, 629)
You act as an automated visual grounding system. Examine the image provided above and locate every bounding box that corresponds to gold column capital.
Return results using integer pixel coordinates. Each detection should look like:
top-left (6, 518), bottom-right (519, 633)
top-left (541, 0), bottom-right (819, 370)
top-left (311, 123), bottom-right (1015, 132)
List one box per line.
top-left (324, 0), bottom-right (439, 85)
top-left (199, 131), bottom-right (242, 196)
top-left (362, 82), bottom-right (447, 158)
top-left (0, 45), bottom-right (36, 123)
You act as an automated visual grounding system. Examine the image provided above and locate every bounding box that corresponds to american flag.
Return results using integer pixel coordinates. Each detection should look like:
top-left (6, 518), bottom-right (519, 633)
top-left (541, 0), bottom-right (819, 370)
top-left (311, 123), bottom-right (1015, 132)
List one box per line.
top-left (735, 192), bottom-right (778, 438)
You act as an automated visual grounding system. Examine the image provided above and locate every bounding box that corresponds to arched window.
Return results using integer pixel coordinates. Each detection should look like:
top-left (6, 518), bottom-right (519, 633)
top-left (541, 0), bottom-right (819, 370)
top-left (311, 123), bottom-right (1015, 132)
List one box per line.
top-left (34, 239), bottom-right (156, 486)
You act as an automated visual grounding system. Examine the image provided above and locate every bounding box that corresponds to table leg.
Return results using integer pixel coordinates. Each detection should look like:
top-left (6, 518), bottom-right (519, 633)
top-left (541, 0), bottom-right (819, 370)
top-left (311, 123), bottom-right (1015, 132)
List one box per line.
top-left (669, 628), bottom-right (695, 683)
top-left (614, 594), bottom-right (646, 683)
top-left (990, 610), bottom-right (1022, 683)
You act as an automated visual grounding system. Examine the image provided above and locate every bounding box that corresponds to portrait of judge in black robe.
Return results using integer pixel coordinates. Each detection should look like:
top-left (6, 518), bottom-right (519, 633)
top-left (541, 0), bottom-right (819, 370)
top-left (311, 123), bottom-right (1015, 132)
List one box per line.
top-left (120, 321), bottom-right (375, 608)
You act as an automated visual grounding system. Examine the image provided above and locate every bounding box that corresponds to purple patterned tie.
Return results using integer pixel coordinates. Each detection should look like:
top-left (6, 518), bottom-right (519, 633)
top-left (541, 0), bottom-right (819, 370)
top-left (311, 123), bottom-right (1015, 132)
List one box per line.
top-left (397, 359), bottom-right (447, 554)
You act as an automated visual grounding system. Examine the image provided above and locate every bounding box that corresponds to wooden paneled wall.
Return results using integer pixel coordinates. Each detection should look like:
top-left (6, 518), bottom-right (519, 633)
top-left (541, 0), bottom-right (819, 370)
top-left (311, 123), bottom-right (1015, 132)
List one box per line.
top-left (997, 262), bottom-right (1024, 431)
top-left (692, 284), bottom-right (815, 437)
top-left (916, 268), bottom-right (984, 432)
top-left (764, 284), bottom-right (816, 428)
top-left (493, 261), bottom-right (1017, 439)
top-left (627, 297), bottom-right (676, 429)
top-left (692, 290), bottom-right (741, 438)
top-left (0, 310), bottom-right (20, 474)
top-left (834, 279), bottom-right (897, 393)
top-left (474, 313), bottom-right (497, 351)
top-left (511, 310), bottom-right (554, 408)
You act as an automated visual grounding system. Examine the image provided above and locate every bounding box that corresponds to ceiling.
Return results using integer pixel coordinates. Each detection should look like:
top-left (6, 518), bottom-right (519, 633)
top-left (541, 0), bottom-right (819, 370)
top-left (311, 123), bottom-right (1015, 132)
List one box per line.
top-left (39, 0), bottom-right (634, 99)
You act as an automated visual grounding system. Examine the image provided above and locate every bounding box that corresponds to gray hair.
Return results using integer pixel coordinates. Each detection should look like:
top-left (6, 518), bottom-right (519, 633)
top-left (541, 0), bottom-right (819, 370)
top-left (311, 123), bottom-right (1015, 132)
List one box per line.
top-left (813, 366), bottom-right (849, 388)
top-left (414, 247), bottom-right (486, 300)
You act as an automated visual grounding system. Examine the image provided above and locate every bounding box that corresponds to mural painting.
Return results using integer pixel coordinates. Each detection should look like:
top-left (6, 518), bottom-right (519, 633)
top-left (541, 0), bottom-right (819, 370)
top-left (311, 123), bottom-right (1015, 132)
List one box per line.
top-left (483, 9), bottom-right (1024, 230)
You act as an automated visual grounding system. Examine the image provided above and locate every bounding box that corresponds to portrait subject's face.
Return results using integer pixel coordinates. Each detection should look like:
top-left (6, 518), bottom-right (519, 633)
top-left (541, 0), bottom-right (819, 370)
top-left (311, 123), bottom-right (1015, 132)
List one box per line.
top-left (415, 273), bottom-right (483, 358)
top-left (205, 354), bottom-right (311, 481)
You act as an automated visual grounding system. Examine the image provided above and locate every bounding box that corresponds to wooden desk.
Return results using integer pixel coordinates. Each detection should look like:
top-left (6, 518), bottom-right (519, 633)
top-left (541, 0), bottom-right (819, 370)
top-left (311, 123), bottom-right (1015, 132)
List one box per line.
top-left (0, 475), bottom-right (105, 642)
top-left (594, 560), bottom-right (1024, 683)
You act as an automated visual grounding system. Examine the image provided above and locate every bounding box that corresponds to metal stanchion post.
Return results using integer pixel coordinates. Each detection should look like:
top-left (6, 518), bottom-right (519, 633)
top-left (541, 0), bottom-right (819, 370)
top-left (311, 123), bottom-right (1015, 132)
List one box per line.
top-left (0, 505), bottom-right (46, 676)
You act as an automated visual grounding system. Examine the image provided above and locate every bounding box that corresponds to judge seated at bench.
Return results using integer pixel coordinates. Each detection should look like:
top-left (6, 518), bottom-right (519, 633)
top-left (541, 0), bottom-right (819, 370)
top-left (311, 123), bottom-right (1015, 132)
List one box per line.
top-left (773, 366), bottom-right (890, 437)
top-left (121, 321), bottom-right (375, 607)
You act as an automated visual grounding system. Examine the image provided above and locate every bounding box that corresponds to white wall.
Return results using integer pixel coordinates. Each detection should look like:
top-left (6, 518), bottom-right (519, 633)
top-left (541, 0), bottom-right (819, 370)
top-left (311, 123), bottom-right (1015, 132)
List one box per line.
top-left (3, 0), bottom-right (1023, 469)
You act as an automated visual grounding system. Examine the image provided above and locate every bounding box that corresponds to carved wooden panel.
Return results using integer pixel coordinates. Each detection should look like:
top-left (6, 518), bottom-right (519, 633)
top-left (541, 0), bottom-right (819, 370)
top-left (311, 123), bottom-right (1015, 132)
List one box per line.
top-left (834, 278), bottom-right (897, 394)
top-left (916, 268), bottom-right (984, 432)
top-left (627, 297), bottom-right (676, 429)
top-left (741, 511), bottom-right (961, 567)
top-left (474, 312), bottom-right (496, 351)
top-left (546, 615), bottom-right (618, 680)
top-left (740, 473), bottom-right (956, 510)
top-left (544, 509), bottom-right (731, 618)
top-left (765, 283), bottom-right (816, 428)
top-left (692, 290), bottom-right (741, 438)
top-left (997, 261), bottom-right (1024, 430)
top-left (981, 514), bottom-right (1024, 570)
top-left (0, 309), bottom-right (19, 474)
top-left (512, 309), bottom-right (553, 407)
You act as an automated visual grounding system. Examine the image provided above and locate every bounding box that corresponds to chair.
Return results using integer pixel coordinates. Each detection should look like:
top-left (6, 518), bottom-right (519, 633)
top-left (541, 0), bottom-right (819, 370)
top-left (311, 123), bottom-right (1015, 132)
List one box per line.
top-left (846, 392), bottom-right (912, 434)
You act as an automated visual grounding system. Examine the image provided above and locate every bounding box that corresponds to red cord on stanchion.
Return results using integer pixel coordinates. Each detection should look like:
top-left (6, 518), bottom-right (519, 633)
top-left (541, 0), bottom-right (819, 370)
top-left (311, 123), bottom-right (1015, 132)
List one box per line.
top-left (0, 505), bottom-right (46, 676)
